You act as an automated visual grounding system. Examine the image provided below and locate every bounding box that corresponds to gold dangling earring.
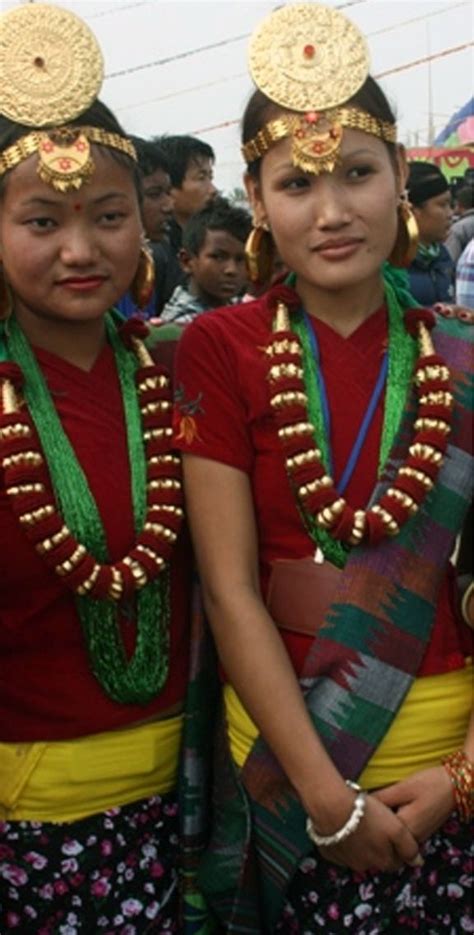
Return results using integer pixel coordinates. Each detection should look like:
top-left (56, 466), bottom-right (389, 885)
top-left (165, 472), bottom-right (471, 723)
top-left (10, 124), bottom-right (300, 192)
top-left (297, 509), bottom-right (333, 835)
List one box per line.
top-left (388, 192), bottom-right (419, 268)
top-left (0, 264), bottom-right (12, 320)
top-left (245, 220), bottom-right (275, 288)
top-left (130, 239), bottom-right (155, 311)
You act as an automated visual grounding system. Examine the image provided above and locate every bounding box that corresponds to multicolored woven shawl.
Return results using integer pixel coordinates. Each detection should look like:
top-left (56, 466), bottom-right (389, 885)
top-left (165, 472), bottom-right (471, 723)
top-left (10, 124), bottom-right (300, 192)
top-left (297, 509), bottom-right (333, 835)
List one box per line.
top-left (181, 312), bottom-right (473, 934)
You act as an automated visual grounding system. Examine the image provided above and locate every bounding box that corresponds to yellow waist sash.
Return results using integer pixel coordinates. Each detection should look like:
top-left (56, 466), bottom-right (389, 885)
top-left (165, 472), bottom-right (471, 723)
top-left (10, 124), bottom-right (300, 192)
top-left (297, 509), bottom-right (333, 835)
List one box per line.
top-left (224, 664), bottom-right (472, 787)
top-left (0, 715), bottom-right (183, 823)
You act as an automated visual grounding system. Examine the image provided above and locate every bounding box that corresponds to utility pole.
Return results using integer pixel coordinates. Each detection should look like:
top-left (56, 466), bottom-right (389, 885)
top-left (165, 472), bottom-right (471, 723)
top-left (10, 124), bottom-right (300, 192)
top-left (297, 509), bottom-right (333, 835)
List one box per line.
top-left (426, 21), bottom-right (435, 146)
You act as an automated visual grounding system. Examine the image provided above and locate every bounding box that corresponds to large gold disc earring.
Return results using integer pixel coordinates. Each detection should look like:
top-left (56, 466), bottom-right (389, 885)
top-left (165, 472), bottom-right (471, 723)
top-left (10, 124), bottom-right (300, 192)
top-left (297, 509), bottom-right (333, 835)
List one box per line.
top-left (0, 264), bottom-right (12, 320)
top-left (245, 221), bottom-right (275, 288)
top-left (388, 193), bottom-right (419, 268)
top-left (130, 240), bottom-right (155, 310)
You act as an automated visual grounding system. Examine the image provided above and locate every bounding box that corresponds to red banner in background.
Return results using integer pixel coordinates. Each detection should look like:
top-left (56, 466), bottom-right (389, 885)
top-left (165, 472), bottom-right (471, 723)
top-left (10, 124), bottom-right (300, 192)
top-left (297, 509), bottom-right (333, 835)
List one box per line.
top-left (407, 147), bottom-right (474, 181)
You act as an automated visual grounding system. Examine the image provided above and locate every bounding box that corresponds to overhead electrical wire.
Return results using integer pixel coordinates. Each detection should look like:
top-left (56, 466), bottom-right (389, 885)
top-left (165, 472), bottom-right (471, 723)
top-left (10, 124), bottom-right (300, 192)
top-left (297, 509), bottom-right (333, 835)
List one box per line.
top-left (114, 2), bottom-right (469, 117)
top-left (105, 1), bottom-right (468, 81)
top-left (187, 42), bottom-right (473, 136)
top-left (88, 1), bottom-right (152, 18)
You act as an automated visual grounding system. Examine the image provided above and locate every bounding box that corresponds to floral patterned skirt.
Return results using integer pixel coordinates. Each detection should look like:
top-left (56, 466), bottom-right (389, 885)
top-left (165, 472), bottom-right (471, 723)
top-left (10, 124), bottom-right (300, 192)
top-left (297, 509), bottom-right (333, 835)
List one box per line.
top-left (0, 792), bottom-right (179, 934)
top-left (275, 815), bottom-right (473, 935)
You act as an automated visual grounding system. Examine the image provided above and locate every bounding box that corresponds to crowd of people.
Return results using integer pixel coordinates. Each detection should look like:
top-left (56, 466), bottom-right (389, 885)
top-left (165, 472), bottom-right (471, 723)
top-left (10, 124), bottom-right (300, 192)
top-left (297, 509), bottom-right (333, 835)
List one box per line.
top-left (111, 137), bottom-right (474, 323)
top-left (0, 2), bottom-right (472, 935)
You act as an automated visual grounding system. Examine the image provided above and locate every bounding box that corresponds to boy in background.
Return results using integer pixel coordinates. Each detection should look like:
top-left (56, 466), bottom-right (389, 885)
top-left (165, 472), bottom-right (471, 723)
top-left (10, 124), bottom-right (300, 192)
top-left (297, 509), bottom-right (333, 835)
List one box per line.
top-left (153, 134), bottom-right (217, 312)
top-left (116, 136), bottom-right (173, 319)
top-left (160, 197), bottom-right (251, 325)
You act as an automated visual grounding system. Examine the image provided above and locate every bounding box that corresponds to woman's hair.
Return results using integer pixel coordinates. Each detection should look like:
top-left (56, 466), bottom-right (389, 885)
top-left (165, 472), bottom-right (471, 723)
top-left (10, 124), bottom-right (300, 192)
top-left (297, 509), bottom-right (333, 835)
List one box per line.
top-left (242, 75), bottom-right (398, 178)
top-left (0, 98), bottom-right (141, 198)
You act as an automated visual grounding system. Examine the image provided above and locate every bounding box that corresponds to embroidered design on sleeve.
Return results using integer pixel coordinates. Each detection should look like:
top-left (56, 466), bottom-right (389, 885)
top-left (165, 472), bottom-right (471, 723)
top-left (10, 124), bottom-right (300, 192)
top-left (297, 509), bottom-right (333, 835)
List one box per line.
top-left (174, 384), bottom-right (204, 444)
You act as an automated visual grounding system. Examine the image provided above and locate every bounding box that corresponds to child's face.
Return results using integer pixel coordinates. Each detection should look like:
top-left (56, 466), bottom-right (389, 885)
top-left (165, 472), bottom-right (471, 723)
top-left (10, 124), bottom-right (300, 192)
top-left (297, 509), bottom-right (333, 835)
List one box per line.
top-left (185, 229), bottom-right (248, 307)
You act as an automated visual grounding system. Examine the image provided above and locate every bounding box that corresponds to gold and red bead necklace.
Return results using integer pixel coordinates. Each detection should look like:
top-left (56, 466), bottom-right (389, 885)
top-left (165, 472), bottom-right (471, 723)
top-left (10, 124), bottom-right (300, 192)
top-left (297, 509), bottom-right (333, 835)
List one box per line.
top-left (0, 315), bottom-right (183, 703)
top-left (264, 286), bottom-right (453, 565)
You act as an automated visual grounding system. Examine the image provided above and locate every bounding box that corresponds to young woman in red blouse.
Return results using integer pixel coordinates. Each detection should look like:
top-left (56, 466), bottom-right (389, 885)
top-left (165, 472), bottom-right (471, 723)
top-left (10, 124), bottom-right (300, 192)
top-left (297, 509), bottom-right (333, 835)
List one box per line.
top-left (174, 3), bottom-right (473, 932)
top-left (0, 5), bottom-right (189, 931)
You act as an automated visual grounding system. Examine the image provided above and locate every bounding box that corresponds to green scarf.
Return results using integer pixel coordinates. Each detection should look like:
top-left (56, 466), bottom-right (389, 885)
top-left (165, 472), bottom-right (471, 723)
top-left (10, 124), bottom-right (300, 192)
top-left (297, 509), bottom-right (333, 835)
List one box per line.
top-left (287, 267), bottom-right (417, 566)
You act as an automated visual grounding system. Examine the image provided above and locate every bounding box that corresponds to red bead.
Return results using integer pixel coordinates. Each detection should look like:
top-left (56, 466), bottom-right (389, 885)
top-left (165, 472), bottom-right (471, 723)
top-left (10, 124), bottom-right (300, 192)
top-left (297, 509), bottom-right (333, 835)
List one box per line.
top-left (305, 111), bottom-right (319, 124)
top-left (331, 504), bottom-right (355, 541)
top-left (365, 512), bottom-right (387, 546)
top-left (303, 44), bottom-right (316, 59)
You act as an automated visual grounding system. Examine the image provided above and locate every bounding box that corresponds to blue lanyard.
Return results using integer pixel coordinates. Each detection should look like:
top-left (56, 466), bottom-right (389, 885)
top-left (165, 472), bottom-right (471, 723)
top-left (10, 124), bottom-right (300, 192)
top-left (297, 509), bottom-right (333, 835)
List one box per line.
top-left (302, 311), bottom-right (388, 496)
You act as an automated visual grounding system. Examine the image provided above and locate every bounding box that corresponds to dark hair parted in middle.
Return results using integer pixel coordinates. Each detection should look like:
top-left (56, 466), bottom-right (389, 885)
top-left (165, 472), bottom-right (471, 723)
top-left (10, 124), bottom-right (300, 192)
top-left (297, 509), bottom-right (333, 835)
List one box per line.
top-left (182, 196), bottom-right (252, 256)
top-left (242, 75), bottom-right (397, 179)
top-left (0, 98), bottom-right (141, 198)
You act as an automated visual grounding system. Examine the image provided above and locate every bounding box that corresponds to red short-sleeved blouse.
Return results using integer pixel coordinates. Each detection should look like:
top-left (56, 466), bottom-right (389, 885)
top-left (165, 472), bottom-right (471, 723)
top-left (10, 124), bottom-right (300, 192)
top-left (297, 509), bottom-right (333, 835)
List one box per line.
top-left (173, 297), bottom-right (470, 677)
top-left (0, 341), bottom-right (190, 742)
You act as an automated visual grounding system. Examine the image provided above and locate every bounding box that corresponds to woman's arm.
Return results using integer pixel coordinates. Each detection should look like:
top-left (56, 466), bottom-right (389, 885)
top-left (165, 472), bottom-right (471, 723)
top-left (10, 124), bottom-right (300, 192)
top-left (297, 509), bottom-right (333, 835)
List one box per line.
top-left (183, 453), bottom-right (421, 872)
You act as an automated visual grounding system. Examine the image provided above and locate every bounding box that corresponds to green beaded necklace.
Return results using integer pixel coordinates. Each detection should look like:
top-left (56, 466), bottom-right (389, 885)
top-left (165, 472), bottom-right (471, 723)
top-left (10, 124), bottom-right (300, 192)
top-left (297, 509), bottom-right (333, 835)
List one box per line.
top-left (3, 313), bottom-right (169, 704)
top-left (289, 274), bottom-right (417, 567)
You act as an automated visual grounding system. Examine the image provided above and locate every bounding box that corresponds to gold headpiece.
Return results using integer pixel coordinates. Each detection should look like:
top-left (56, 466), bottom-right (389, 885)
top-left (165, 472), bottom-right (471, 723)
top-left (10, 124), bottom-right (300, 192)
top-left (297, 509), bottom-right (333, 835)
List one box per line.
top-left (0, 4), bottom-right (136, 191)
top-left (242, 3), bottom-right (397, 175)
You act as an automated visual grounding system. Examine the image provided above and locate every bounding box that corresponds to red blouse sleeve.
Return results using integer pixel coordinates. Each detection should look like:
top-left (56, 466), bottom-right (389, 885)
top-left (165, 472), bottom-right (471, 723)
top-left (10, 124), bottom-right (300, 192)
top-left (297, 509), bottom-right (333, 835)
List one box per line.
top-left (173, 314), bottom-right (254, 474)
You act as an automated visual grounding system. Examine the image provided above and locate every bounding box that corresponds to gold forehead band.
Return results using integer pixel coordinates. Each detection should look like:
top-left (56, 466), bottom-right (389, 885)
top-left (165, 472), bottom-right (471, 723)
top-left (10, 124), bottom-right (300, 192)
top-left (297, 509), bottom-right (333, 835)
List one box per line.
top-left (244, 3), bottom-right (396, 175)
top-left (242, 107), bottom-right (397, 175)
top-left (0, 126), bottom-right (137, 192)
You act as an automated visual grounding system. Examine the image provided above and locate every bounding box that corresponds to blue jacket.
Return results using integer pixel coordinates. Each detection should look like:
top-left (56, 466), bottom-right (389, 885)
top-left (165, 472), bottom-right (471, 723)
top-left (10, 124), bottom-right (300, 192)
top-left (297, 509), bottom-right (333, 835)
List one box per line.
top-left (407, 243), bottom-right (455, 306)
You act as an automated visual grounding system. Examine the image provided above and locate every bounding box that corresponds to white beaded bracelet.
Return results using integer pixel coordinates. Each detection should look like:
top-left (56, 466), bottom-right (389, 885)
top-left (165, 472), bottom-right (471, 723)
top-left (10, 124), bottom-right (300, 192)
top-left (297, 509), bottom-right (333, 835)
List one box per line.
top-left (461, 580), bottom-right (474, 628)
top-left (306, 780), bottom-right (367, 848)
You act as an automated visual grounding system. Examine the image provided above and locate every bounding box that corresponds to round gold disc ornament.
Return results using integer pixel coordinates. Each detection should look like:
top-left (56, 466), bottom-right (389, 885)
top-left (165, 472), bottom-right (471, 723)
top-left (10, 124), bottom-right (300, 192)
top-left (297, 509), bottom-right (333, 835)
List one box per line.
top-left (248, 3), bottom-right (370, 114)
top-left (0, 3), bottom-right (103, 127)
top-left (242, 3), bottom-right (396, 174)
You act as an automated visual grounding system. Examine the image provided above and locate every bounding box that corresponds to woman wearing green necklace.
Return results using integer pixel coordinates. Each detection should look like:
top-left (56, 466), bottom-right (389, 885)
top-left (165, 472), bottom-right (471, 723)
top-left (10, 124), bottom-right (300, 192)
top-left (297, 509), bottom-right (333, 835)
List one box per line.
top-left (0, 5), bottom-right (189, 932)
top-left (174, 4), bottom-right (473, 933)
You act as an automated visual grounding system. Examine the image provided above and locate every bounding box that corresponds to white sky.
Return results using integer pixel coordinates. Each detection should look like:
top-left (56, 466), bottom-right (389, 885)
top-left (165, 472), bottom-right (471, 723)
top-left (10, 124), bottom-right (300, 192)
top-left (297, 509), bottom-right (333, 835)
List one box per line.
top-left (1, 0), bottom-right (473, 194)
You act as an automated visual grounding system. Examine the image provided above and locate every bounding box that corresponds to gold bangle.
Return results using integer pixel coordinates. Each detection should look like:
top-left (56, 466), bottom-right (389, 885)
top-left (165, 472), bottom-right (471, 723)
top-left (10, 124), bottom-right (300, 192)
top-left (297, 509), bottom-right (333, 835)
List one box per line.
top-left (442, 750), bottom-right (473, 823)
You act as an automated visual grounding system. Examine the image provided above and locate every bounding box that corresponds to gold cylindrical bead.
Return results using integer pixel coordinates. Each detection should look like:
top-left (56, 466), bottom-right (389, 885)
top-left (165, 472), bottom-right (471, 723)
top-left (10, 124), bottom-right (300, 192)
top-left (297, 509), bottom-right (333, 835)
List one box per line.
top-left (7, 482), bottom-right (44, 496)
top-left (271, 391), bottom-right (307, 409)
top-left (19, 504), bottom-right (55, 526)
top-left (273, 301), bottom-right (290, 332)
top-left (419, 391), bottom-right (453, 406)
top-left (0, 423), bottom-right (31, 439)
top-left (77, 564), bottom-right (101, 595)
top-left (399, 466), bottom-right (433, 488)
top-left (286, 449), bottom-right (320, 470)
top-left (417, 321), bottom-right (435, 358)
top-left (37, 525), bottom-right (70, 553)
top-left (386, 488), bottom-right (417, 513)
top-left (409, 443), bottom-right (442, 463)
top-left (148, 479), bottom-right (181, 491)
top-left (141, 400), bottom-right (172, 416)
top-left (108, 567), bottom-right (124, 600)
top-left (144, 427), bottom-right (173, 441)
top-left (1, 380), bottom-right (20, 415)
top-left (278, 422), bottom-right (313, 439)
top-left (131, 337), bottom-right (154, 368)
top-left (372, 505), bottom-right (400, 535)
top-left (138, 375), bottom-right (168, 393)
top-left (414, 417), bottom-right (450, 434)
top-left (2, 451), bottom-right (43, 468)
top-left (136, 544), bottom-right (165, 567)
top-left (148, 454), bottom-right (180, 466)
